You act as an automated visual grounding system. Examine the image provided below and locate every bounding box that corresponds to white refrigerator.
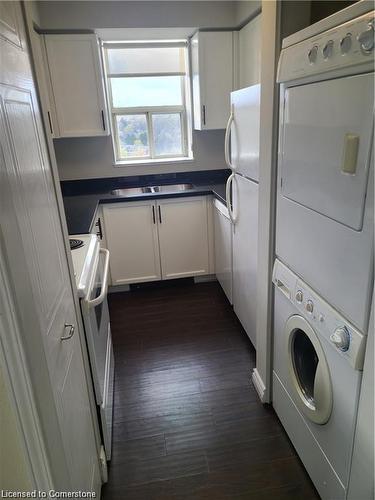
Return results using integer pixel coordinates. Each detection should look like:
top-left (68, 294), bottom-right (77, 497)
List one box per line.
top-left (225, 84), bottom-right (260, 348)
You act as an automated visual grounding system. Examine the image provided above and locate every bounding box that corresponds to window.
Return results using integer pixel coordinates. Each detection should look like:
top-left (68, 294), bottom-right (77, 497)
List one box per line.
top-left (103, 43), bottom-right (191, 163)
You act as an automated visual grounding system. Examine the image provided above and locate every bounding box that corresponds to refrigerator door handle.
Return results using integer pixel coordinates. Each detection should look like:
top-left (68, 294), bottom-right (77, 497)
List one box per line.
top-left (226, 173), bottom-right (237, 225)
top-left (224, 105), bottom-right (234, 170)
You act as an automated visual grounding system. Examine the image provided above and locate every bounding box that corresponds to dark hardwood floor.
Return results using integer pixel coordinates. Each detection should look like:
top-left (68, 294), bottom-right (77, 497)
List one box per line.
top-left (102, 280), bottom-right (319, 499)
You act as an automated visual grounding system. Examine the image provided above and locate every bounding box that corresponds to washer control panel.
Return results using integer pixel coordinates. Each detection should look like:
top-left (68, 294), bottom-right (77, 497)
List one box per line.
top-left (278, 11), bottom-right (374, 83)
top-left (273, 259), bottom-right (366, 370)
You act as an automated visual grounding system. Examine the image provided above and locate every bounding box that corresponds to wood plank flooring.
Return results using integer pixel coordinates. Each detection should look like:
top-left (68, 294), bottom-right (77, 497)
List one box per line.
top-left (102, 280), bottom-right (319, 499)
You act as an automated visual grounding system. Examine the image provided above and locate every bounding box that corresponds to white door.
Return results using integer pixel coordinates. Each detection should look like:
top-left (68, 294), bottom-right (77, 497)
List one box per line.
top-left (232, 174), bottom-right (258, 347)
top-left (231, 85), bottom-right (261, 181)
top-left (157, 196), bottom-right (210, 279)
top-left (213, 199), bottom-right (233, 303)
top-left (44, 34), bottom-right (108, 137)
top-left (0, 2), bottom-right (100, 492)
top-left (103, 202), bottom-right (161, 284)
top-left (280, 73), bottom-right (374, 230)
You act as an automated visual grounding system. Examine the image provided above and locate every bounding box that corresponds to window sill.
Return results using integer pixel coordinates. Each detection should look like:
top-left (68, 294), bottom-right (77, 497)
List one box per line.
top-left (114, 156), bottom-right (195, 167)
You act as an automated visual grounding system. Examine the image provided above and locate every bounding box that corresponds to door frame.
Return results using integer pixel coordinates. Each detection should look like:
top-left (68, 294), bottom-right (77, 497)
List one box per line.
top-left (253, 1), bottom-right (312, 404)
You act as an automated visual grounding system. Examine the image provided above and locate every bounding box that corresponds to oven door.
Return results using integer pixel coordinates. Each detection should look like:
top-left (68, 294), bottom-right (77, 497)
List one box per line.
top-left (81, 247), bottom-right (110, 405)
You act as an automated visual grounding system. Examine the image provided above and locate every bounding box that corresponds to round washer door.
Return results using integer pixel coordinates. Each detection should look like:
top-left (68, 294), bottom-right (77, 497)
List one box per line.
top-left (286, 315), bottom-right (332, 425)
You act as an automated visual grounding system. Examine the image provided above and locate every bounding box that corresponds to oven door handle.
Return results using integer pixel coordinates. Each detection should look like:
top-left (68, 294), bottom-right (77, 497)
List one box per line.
top-left (84, 248), bottom-right (110, 309)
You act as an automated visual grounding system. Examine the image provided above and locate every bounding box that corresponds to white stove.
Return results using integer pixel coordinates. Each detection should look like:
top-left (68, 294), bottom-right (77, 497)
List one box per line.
top-left (70, 234), bottom-right (98, 298)
top-left (70, 234), bottom-right (114, 462)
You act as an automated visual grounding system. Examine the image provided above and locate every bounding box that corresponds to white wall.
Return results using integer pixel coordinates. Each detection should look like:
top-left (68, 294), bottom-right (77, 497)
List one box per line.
top-left (54, 130), bottom-right (226, 181)
top-left (37, 1), bottom-right (237, 30)
top-left (234, 1), bottom-right (261, 26)
top-left (253, 0), bottom-right (311, 402)
top-left (238, 14), bottom-right (261, 89)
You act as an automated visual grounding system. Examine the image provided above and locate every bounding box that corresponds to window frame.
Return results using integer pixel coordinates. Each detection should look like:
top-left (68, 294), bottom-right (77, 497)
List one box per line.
top-left (103, 42), bottom-right (191, 164)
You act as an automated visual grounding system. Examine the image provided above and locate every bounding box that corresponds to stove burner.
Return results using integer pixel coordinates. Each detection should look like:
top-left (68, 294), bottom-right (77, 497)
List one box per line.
top-left (69, 238), bottom-right (84, 250)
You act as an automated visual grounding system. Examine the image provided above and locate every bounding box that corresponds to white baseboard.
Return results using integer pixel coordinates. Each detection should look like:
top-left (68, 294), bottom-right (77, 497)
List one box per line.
top-left (252, 368), bottom-right (267, 402)
top-left (194, 274), bottom-right (217, 283)
top-left (108, 284), bottom-right (130, 293)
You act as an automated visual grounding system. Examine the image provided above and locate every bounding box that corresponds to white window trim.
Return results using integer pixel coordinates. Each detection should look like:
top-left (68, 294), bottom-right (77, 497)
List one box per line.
top-left (102, 42), bottom-right (193, 166)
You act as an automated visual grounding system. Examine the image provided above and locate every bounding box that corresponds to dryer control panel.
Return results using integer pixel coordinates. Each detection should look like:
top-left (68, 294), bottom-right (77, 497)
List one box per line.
top-left (278, 11), bottom-right (375, 83)
top-left (273, 259), bottom-right (366, 370)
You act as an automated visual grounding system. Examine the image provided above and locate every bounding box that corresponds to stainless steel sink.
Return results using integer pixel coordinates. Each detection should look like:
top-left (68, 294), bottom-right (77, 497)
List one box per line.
top-left (111, 183), bottom-right (194, 197)
top-left (151, 183), bottom-right (194, 193)
top-left (110, 187), bottom-right (153, 196)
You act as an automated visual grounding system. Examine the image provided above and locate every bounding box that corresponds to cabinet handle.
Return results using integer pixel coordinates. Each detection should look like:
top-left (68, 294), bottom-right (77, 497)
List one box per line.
top-left (101, 110), bottom-right (106, 131)
top-left (152, 205), bottom-right (156, 224)
top-left (61, 323), bottom-right (75, 341)
top-left (158, 206), bottom-right (162, 223)
top-left (47, 111), bottom-right (53, 135)
top-left (95, 217), bottom-right (103, 240)
top-left (202, 105), bottom-right (206, 126)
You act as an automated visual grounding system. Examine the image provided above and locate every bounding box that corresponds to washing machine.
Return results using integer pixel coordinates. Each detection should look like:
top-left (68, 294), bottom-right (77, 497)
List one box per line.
top-left (272, 259), bottom-right (366, 500)
top-left (276, 4), bottom-right (374, 333)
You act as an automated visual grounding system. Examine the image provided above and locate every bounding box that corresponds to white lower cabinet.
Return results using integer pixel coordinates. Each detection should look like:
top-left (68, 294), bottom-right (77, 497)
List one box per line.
top-left (102, 196), bottom-right (212, 285)
top-left (213, 199), bottom-right (233, 303)
top-left (103, 201), bottom-right (161, 285)
top-left (158, 197), bottom-right (210, 279)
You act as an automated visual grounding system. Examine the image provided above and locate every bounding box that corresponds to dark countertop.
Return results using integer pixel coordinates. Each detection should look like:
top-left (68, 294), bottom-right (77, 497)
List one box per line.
top-left (63, 194), bottom-right (102, 235)
top-left (62, 170), bottom-right (229, 235)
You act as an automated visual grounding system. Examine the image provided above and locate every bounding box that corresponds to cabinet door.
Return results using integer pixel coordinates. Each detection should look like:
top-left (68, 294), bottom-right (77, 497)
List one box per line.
top-left (103, 202), bottom-right (161, 285)
top-left (192, 31), bottom-right (233, 130)
top-left (213, 200), bottom-right (233, 303)
top-left (44, 34), bottom-right (108, 138)
top-left (157, 197), bottom-right (210, 279)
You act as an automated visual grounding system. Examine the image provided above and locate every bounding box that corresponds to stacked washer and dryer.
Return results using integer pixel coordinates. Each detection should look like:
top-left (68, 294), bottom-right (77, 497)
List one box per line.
top-left (272, 3), bottom-right (374, 500)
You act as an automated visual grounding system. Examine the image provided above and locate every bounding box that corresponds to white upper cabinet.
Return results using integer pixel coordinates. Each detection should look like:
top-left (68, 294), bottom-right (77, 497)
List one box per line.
top-left (191, 31), bottom-right (234, 130)
top-left (238, 15), bottom-right (261, 89)
top-left (43, 34), bottom-right (109, 138)
top-left (157, 196), bottom-right (210, 279)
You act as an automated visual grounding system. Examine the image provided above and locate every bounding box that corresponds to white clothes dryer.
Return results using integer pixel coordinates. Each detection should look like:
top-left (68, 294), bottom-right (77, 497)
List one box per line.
top-left (276, 4), bottom-right (374, 332)
top-left (272, 259), bottom-right (366, 500)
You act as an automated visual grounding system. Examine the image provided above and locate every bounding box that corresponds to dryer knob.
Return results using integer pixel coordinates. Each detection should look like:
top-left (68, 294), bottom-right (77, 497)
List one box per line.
top-left (308, 45), bottom-right (318, 63)
top-left (323, 40), bottom-right (334, 59)
top-left (306, 300), bottom-right (314, 313)
top-left (358, 23), bottom-right (374, 53)
top-left (340, 33), bottom-right (352, 54)
top-left (295, 290), bottom-right (303, 303)
top-left (330, 326), bottom-right (350, 352)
